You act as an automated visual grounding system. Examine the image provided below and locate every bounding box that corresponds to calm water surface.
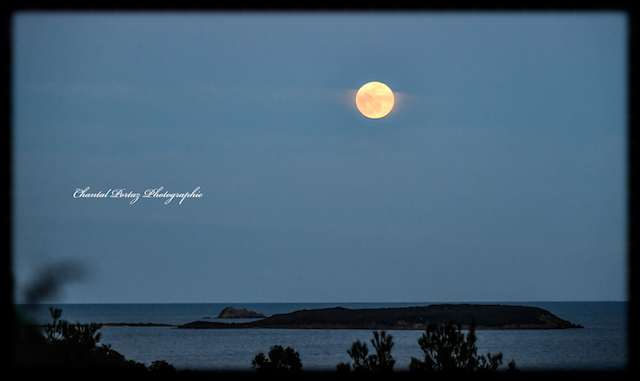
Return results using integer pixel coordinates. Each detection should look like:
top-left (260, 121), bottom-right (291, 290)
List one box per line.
top-left (16, 302), bottom-right (628, 372)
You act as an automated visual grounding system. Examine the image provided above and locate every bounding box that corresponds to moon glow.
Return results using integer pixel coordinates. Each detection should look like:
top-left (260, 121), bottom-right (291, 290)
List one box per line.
top-left (356, 81), bottom-right (395, 119)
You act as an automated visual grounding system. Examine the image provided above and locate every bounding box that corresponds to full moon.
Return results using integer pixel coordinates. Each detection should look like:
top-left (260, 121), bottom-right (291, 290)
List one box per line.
top-left (355, 81), bottom-right (395, 119)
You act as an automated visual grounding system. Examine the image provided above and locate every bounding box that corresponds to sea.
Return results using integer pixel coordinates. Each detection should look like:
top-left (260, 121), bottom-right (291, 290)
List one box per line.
top-left (15, 301), bottom-right (628, 373)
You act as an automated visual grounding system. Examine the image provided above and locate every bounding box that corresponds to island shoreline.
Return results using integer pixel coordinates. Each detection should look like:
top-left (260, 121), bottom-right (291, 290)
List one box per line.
top-left (177, 304), bottom-right (584, 331)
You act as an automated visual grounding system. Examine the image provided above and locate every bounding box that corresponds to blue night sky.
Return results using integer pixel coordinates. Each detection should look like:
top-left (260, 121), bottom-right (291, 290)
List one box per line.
top-left (12, 12), bottom-right (627, 303)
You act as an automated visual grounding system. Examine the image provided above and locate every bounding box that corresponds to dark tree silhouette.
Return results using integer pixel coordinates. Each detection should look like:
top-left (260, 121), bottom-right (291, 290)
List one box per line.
top-left (252, 345), bottom-right (302, 373)
top-left (338, 339), bottom-right (369, 373)
top-left (31, 307), bottom-right (148, 370)
top-left (409, 319), bottom-right (515, 373)
top-left (337, 330), bottom-right (395, 374)
top-left (148, 359), bottom-right (177, 373)
top-left (368, 330), bottom-right (395, 373)
top-left (13, 307), bottom-right (172, 371)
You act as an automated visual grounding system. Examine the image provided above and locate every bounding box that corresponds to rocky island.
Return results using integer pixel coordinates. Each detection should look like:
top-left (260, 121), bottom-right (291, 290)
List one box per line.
top-left (217, 306), bottom-right (266, 319)
top-left (178, 304), bottom-right (583, 330)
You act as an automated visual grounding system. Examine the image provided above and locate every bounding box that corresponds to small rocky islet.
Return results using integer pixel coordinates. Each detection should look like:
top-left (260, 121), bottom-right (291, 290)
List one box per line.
top-left (217, 306), bottom-right (266, 319)
top-left (177, 304), bottom-right (584, 330)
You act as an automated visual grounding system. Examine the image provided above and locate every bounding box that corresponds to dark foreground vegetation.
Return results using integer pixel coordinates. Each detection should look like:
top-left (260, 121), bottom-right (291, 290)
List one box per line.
top-left (13, 307), bottom-right (176, 372)
top-left (253, 321), bottom-right (518, 375)
top-left (13, 306), bottom-right (522, 375)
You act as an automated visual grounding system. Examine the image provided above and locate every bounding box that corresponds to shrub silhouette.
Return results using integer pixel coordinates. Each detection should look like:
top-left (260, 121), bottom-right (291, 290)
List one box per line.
top-left (337, 338), bottom-right (368, 373)
top-left (409, 319), bottom-right (515, 373)
top-left (36, 307), bottom-right (148, 370)
top-left (337, 330), bottom-right (395, 373)
top-left (252, 345), bottom-right (302, 373)
top-left (14, 307), bottom-right (172, 371)
top-left (148, 359), bottom-right (177, 373)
